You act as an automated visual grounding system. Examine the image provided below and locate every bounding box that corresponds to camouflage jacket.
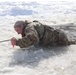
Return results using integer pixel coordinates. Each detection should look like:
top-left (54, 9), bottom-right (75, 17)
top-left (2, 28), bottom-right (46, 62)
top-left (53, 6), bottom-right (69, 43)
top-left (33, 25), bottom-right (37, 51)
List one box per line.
top-left (16, 20), bottom-right (69, 48)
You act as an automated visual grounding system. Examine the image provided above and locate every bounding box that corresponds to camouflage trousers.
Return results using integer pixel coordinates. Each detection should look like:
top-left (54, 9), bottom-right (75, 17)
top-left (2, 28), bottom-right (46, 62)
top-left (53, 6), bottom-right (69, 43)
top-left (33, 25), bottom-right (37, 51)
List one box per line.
top-left (41, 26), bottom-right (69, 46)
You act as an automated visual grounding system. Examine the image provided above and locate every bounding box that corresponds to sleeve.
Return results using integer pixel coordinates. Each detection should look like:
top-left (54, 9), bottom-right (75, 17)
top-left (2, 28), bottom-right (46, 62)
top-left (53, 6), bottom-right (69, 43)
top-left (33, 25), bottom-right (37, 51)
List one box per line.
top-left (16, 24), bottom-right (39, 48)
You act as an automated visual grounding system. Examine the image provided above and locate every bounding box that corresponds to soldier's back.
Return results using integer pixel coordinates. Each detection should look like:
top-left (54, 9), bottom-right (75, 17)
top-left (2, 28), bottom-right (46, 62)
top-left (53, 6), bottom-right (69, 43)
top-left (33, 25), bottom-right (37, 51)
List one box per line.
top-left (28, 20), bottom-right (69, 46)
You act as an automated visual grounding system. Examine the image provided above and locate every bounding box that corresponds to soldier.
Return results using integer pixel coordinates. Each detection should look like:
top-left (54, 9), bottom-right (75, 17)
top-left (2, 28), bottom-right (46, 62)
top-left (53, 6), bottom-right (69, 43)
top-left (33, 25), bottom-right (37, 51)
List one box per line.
top-left (11, 20), bottom-right (70, 48)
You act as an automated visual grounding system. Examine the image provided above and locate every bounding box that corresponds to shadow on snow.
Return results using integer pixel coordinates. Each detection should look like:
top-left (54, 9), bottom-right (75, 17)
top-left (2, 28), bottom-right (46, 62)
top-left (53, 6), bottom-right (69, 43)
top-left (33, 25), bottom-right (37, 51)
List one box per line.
top-left (9, 45), bottom-right (70, 68)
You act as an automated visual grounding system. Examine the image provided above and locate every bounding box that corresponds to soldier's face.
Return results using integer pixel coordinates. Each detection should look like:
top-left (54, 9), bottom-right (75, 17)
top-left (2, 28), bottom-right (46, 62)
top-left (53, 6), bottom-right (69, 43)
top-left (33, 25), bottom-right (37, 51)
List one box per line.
top-left (14, 27), bottom-right (22, 34)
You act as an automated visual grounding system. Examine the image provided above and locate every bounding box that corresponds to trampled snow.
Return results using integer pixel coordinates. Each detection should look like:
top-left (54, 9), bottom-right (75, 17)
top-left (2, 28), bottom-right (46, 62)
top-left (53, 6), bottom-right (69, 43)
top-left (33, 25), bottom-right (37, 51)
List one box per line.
top-left (0, 1), bottom-right (76, 75)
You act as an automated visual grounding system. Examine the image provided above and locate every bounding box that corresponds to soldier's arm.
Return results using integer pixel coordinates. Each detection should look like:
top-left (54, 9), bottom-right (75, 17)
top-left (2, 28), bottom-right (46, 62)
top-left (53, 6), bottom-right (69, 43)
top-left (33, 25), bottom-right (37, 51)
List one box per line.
top-left (16, 26), bottom-right (39, 48)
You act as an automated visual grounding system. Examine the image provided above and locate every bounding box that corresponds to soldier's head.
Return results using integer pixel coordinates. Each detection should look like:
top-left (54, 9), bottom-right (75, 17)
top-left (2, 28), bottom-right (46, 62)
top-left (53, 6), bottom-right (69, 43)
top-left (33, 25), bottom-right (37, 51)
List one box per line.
top-left (14, 20), bottom-right (31, 35)
top-left (14, 20), bottom-right (25, 34)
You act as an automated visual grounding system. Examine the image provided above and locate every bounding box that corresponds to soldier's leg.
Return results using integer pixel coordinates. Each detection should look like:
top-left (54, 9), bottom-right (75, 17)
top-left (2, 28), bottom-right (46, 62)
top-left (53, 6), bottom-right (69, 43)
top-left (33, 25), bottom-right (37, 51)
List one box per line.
top-left (57, 31), bottom-right (69, 46)
top-left (69, 40), bottom-right (76, 45)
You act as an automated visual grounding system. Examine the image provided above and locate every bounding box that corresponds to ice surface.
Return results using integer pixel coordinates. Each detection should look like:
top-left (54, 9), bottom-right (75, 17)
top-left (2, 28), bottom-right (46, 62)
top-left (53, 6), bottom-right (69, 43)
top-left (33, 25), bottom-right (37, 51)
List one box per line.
top-left (0, 1), bottom-right (76, 75)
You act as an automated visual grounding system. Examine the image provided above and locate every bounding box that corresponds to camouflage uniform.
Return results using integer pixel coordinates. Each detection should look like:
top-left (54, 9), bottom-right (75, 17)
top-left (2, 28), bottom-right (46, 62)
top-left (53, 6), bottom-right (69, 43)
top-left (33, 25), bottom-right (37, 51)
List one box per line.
top-left (16, 20), bottom-right (69, 48)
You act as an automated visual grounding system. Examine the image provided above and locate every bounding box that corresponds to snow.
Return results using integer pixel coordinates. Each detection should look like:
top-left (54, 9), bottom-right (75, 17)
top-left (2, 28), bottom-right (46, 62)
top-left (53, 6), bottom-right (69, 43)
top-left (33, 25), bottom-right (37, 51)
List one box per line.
top-left (0, 1), bottom-right (76, 75)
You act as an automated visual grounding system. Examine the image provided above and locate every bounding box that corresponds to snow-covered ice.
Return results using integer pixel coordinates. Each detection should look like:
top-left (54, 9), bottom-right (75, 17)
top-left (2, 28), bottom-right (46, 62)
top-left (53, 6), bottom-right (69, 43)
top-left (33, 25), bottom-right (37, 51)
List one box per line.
top-left (0, 1), bottom-right (76, 75)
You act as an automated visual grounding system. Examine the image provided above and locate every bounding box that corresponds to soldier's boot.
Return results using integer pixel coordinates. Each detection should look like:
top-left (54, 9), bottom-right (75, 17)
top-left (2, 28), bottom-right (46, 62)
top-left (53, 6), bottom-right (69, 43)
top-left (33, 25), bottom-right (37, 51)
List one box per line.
top-left (69, 40), bottom-right (76, 45)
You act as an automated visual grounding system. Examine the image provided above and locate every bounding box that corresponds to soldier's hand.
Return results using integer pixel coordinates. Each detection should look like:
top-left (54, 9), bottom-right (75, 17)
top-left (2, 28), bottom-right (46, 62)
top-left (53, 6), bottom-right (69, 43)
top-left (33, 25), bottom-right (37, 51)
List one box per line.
top-left (11, 37), bottom-right (17, 48)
